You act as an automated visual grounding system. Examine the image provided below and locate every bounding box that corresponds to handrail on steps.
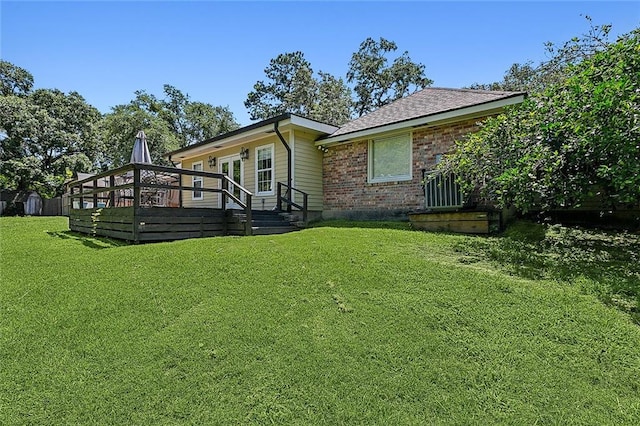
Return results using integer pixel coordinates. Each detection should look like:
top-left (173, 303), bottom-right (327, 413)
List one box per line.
top-left (276, 182), bottom-right (308, 224)
top-left (221, 174), bottom-right (252, 236)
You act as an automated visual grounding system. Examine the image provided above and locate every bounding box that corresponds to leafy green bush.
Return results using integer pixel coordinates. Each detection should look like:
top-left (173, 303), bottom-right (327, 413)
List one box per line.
top-left (445, 29), bottom-right (640, 213)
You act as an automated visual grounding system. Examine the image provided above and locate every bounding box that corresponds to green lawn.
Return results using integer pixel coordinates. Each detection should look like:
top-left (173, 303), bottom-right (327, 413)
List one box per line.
top-left (1, 217), bottom-right (639, 424)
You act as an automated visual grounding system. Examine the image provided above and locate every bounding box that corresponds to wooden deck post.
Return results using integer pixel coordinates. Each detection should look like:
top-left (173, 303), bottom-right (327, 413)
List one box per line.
top-left (222, 178), bottom-right (228, 212)
top-left (176, 170), bottom-right (182, 208)
top-left (277, 183), bottom-right (282, 211)
top-left (245, 193), bottom-right (252, 236)
top-left (133, 167), bottom-right (141, 242)
top-left (109, 175), bottom-right (115, 207)
top-left (302, 192), bottom-right (308, 224)
top-left (92, 179), bottom-right (98, 208)
top-left (79, 185), bottom-right (84, 209)
top-left (70, 186), bottom-right (75, 211)
top-left (133, 167), bottom-right (141, 209)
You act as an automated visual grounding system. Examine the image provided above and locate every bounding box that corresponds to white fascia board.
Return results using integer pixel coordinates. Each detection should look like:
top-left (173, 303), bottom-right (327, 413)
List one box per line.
top-left (316, 95), bottom-right (525, 146)
top-left (289, 115), bottom-right (339, 135)
top-left (169, 115), bottom-right (337, 161)
top-left (171, 122), bottom-right (290, 160)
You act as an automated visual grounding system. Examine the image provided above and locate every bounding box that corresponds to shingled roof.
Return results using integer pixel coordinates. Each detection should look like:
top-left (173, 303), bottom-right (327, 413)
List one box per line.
top-left (324, 87), bottom-right (525, 141)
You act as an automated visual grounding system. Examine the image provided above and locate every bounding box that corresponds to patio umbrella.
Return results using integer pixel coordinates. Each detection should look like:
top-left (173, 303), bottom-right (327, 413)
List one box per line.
top-left (130, 130), bottom-right (152, 164)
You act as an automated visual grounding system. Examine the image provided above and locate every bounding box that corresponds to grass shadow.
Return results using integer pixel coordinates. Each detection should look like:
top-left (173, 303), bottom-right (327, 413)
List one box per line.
top-left (47, 231), bottom-right (131, 249)
top-left (454, 221), bottom-right (640, 323)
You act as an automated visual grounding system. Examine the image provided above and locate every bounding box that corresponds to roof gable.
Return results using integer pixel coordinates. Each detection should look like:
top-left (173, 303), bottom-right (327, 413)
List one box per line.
top-left (324, 87), bottom-right (525, 142)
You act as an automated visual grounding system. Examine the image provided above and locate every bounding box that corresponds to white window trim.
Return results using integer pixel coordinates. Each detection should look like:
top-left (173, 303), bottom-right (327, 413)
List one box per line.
top-left (192, 161), bottom-right (204, 200)
top-left (255, 143), bottom-right (275, 196)
top-left (367, 132), bottom-right (413, 183)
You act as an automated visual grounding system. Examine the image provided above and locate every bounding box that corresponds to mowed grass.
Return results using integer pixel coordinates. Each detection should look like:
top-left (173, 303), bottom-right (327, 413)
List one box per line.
top-left (1, 217), bottom-right (639, 424)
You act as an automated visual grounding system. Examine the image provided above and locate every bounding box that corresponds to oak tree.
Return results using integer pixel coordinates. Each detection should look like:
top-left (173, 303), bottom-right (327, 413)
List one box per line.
top-left (101, 85), bottom-right (239, 166)
top-left (0, 63), bottom-right (102, 197)
top-left (245, 52), bottom-right (352, 125)
top-left (347, 37), bottom-right (432, 116)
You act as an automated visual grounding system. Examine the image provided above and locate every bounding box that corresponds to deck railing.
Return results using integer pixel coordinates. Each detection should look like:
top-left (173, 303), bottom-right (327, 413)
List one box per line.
top-left (67, 163), bottom-right (254, 236)
top-left (424, 171), bottom-right (464, 210)
top-left (276, 182), bottom-right (308, 224)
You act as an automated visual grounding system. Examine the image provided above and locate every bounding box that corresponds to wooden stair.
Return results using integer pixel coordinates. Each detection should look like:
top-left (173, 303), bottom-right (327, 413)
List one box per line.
top-left (231, 210), bottom-right (301, 235)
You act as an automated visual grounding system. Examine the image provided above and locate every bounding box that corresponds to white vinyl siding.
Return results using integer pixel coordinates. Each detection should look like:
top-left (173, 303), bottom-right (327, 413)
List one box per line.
top-left (256, 144), bottom-right (274, 195)
top-left (291, 131), bottom-right (324, 211)
top-left (368, 133), bottom-right (412, 183)
top-left (192, 161), bottom-right (203, 200)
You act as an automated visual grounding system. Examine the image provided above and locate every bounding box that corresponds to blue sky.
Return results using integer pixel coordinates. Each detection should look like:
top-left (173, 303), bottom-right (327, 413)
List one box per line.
top-left (2, 1), bottom-right (639, 126)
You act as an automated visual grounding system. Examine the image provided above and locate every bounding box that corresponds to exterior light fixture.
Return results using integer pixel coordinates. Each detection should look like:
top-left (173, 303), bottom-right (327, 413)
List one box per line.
top-left (240, 147), bottom-right (249, 161)
top-left (317, 145), bottom-right (329, 153)
top-left (208, 155), bottom-right (217, 168)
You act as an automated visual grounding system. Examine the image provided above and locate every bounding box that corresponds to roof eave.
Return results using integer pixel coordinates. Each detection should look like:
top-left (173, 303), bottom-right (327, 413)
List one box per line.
top-left (164, 113), bottom-right (292, 160)
top-left (289, 115), bottom-right (339, 135)
top-left (316, 94), bottom-right (525, 146)
top-left (164, 113), bottom-right (338, 161)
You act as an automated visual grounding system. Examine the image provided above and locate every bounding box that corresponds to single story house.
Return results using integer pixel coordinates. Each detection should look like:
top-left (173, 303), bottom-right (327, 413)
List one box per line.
top-left (166, 115), bottom-right (338, 218)
top-left (166, 88), bottom-right (526, 222)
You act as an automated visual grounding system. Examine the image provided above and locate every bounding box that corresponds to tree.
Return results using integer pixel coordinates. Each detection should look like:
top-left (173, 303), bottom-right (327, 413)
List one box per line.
top-left (185, 102), bottom-right (239, 144)
top-left (101, 85), bottom-right (240, 166)
top-left (136, 84), bottom-right (239, 147)
top-left (0, 86), bottom-right (102, 197)
top-left (246, 39), bottom-right (431, 125)
top-left (99, 102), bottom-right (180, 168)
top-left (467, 62), bottom-right (539, 92)
top-left (347, 37), bottom-right (432, 116)
top-left (245, 52), bottom-right (316, 120)
top-left (468, 17), bottom-right (612, 93)
top-left (245, 52), bottom-right (353, 125)
top-left (443, 28), bottom-right (640, 213)
top-left (0, 60), bottom-right (33, 96)
top-left (312, 72), bottom-right (353, 127)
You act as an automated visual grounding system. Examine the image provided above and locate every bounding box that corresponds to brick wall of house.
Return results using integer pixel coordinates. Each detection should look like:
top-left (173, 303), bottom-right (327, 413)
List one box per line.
top-left (322, 118), bottom-right (482, 219)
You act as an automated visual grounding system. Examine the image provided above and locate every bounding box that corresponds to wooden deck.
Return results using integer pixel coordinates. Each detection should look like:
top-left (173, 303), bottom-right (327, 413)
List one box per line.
top-left (69, 206), bottom-right (249, 242)
top-left (67, 163), bottom-right (307, 242)
top-left (67, 163), bottom-right (251, 242)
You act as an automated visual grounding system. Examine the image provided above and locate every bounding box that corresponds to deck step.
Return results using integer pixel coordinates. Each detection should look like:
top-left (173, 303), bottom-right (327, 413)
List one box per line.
top-left (251, 220), bottom-right (295, 228)
top-left (230, 210), bottom-right (301, 235)
top-left (251, 226), bottom-right (298, 235)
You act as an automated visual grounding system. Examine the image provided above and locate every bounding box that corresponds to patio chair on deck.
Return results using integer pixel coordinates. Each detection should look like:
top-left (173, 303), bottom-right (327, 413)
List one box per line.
top-left (152, 189), bottom-right (168, 207)
top-left (140, 171), bottom-right (171, 207)
top-left (115, 175), bottom-right (134, 207)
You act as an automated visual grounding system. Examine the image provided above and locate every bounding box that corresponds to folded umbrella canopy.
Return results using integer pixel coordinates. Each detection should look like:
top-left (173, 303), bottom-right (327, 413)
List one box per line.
top-left (130, 130), bottom-right (152, 164)
top-left (125, 130), bottom-right (161, 206)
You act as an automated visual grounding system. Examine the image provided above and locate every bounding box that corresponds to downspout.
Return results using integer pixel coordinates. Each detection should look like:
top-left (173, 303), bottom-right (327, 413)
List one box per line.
top-left (273, 121), bottom-right (292, 212)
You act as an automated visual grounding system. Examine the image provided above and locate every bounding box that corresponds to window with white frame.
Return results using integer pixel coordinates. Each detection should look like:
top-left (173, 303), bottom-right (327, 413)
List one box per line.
top-left (368, 133), bottom-right (412, 183)
top-left (192, 161), bottom-right (203, 200)
top-left (256, 144), bottom-right (274, 195)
